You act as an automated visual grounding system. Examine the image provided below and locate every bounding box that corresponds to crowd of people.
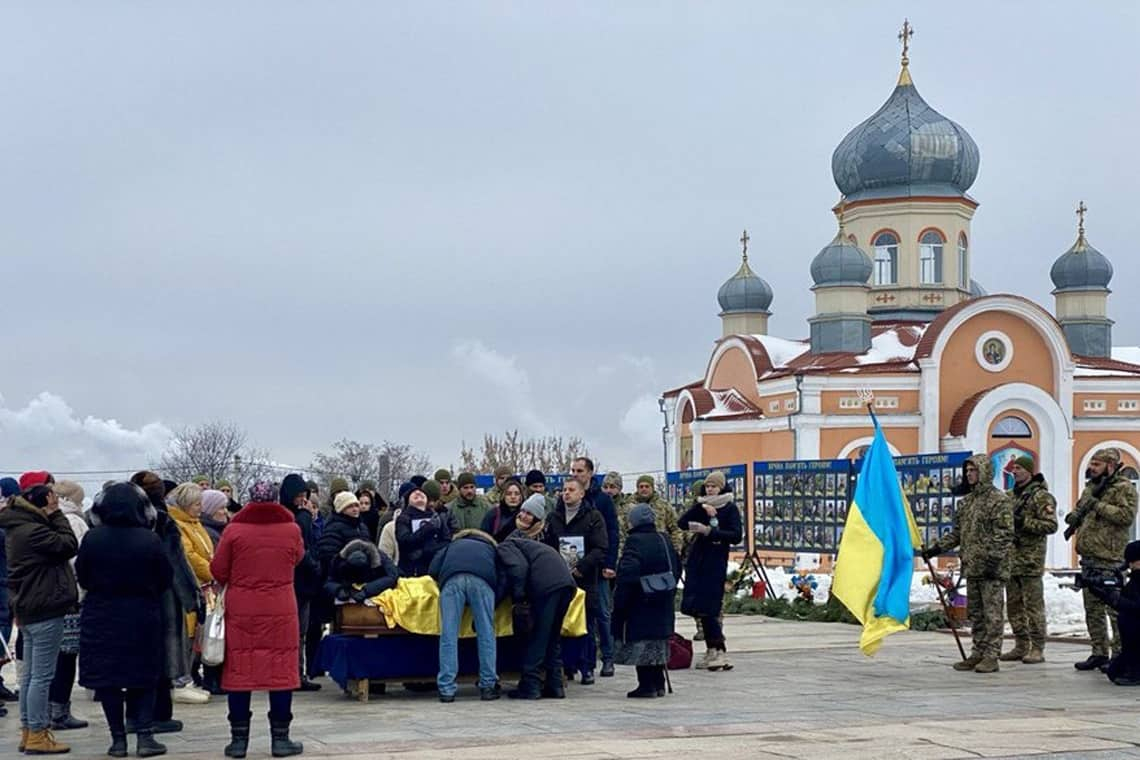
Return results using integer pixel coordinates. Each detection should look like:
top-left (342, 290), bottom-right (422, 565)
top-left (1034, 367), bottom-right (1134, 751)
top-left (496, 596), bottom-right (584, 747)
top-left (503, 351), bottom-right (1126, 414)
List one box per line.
top-left (922, 448), bottom-right (1140, 683)
top-left (0, 458), bottom-right (744, 757)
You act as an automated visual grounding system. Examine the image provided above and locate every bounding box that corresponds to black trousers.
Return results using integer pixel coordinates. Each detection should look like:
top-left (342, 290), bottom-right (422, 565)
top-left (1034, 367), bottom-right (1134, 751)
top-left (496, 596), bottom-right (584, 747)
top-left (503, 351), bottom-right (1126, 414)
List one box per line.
top-left (305, 606), bottom-right (324, 678)
top-left (96, 688), bottom-right (155, 734)
top-left (227, 690), bottom-right (292, 721)
top-left (48, 650), bottom-right (78, 704)
top-left (635, 665), bottom-right (666, 692)
top-left (520, 587), bottom-right (575, 690)
top-left (153, 678), bottom-right (173, 722)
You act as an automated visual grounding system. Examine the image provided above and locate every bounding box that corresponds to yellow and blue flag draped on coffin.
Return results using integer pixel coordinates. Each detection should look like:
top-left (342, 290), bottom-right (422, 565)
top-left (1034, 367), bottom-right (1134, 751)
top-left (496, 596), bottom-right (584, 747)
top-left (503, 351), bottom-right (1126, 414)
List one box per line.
top-left (832, 415), bottom-right (922, 655)
top-left (371, 576), bottom-right (587, 638)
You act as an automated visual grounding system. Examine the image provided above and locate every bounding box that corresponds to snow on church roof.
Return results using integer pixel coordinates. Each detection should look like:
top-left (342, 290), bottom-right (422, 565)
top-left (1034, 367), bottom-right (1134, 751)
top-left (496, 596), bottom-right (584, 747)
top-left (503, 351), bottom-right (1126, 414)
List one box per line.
top-left (752, 323), bottom-right (927, 378)
top-left (1074, 348), bottom-right (1140, 377)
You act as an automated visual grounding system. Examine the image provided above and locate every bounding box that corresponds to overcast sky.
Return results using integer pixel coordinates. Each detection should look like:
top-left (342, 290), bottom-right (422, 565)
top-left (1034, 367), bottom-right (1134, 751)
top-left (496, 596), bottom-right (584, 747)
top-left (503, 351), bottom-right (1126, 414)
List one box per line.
top-left (2, 2), bottom-right (1137, 488)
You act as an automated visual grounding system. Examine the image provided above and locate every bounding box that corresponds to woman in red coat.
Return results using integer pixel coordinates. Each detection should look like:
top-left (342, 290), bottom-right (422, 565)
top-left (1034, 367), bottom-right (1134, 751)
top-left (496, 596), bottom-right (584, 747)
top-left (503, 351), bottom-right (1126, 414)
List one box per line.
top-left (210, 481), bottom-right (304, 758)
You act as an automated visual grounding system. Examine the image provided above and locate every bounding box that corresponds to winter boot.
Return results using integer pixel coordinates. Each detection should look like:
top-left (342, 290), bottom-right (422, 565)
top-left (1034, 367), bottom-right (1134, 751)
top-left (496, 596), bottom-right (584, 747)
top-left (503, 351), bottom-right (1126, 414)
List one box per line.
top-left (1074, 654), bottom-right (1110, 671)
top-left (953, 653), bottom-right (984, 671)
top-left (135, 732), bottom-right (166, 758)
top-left (627, 667), bottom-right (658, 698)
top-left (540, 671), bottom-right (565, 699)
top-left (655, 668), bottom-right (667, 697)
top-left (19, 727), bottom-right (29, 753)
top-left (973, 657), bottom-right (1000, 673)
top-left (268, 714), bottom-right (303, 758)
top-left (107, 732), bottom-right (128, 758)
top-left (1021, 646), bottom-right (1045, 664)
top-left (23, 728), bottom-right (70, 755)
top-left (998, 641), bottom-right (1029, 661)
top-left (50, 702), bottom-right (88, 731)
top-left (223, 712), bottom-right (251, 759)
top-left (706, 648), bottom-right (733, 672)
top-left (694, 649), bottom-right (712, 670)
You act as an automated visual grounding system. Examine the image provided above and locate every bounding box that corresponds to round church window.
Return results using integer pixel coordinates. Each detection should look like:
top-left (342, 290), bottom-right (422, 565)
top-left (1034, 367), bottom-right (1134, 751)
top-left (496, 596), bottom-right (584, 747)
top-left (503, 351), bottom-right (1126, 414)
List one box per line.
top-left (975, 331), bottom-right (1013, 372)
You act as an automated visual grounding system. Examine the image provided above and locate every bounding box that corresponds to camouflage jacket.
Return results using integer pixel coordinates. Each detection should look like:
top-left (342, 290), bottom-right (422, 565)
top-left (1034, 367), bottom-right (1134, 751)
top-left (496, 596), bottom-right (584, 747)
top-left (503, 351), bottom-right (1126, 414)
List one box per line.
top-left (1068, 472), bottom-right (1138, 566)
top-left (617, 493), bottom-right (683, 555)
top-left (1006, 475), bottom-right (1058, 576)
top-left (931, 454), bottom-right (1014, 579)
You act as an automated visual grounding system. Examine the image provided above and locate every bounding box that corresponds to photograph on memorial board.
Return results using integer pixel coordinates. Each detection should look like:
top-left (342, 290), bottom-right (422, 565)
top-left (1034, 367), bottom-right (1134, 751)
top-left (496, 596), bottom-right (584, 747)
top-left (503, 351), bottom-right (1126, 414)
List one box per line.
top-left (826, 473), bottom-right (836, 496)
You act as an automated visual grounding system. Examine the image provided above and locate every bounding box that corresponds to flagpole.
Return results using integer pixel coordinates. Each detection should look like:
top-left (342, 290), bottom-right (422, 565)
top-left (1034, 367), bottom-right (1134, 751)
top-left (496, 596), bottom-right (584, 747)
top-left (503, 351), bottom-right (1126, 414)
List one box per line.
top-left (863, 392), bottom-right (966, 659)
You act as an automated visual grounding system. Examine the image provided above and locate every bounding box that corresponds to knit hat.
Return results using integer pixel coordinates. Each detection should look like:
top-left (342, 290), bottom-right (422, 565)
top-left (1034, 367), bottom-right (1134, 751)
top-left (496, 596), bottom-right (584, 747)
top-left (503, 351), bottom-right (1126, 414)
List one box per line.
top-left (0, 477), bottom-right (19, 498)
top-left (1011, 455), bottom-right (1035, 474)
top-left (334, 491), bottom-right (360, 514)
top-left (329, 477), bottom-right (350, 496)
top-left (520, 493), bottom-right (547, 522)
top-left (215, 479), bottom-right (231, 489)
top-left (421, 479), bottom-right (442, 502)
top-left (192, 474), bottom-right (210, 486)
top-left (201, 489), bottom-right (230, 518)
top-left (636, 474), bottom-right (655, 488)
top-left (358, 479), bottom-right (377, 492)
top-left (54, 480), bottom-right (85, 506)
top-left (18, 471), bottom-right (51, 491)
top-left (305, 480), bottom-right (319, 493)
top-left (628, 503), bottom-right (655, 530)
top-left (524, 469), bottom-right (545, 487)
top-left (398, 481), bottom-right (415, 502)
top-left (456, 472), bottom-right (476, 488)
top-left (602, 471), bottom-right (623, 489)
top-left (410, 475), bottom-right (428, 488)
top-left (434, 468), bottom-right (452, 482)
top-left (1126, 540), bottom-right (1140, 564)
top-left (249, 481), bottom-right (278, 503)
top-left (1092, 447), bottom-right (1122, 465)
top-left (493, 465), bottom-right (513, 480)
top-left (704, 471), bottom-right (727, 491)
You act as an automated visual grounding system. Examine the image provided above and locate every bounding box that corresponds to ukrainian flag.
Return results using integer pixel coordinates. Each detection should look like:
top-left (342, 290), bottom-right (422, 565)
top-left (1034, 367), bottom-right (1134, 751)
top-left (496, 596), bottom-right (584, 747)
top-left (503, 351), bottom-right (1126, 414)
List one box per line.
top-left (832, 416), bottom-right (922, 655)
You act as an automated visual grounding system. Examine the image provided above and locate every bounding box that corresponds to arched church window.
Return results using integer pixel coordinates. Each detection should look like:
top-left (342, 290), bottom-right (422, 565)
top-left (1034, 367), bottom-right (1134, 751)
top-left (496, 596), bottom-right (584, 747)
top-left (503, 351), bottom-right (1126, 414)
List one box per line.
top-left (873, 232), bottom-right (898, 285)
top-left (919, 230), bottom-right (944, 284)
top-left (991, 415), bottom-right (1032, 438)
top-left (958, 233), bottom-right (968, 288)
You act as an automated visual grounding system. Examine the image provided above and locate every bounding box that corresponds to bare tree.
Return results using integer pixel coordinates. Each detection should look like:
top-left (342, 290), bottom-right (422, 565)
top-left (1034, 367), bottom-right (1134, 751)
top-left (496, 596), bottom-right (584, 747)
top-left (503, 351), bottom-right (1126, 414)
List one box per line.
top-left (459, 430), bottom-right (595, 474)
top-left (310, 439), bottom-right (431, 500)
top-left (155, 421), bottom-right (274, 498)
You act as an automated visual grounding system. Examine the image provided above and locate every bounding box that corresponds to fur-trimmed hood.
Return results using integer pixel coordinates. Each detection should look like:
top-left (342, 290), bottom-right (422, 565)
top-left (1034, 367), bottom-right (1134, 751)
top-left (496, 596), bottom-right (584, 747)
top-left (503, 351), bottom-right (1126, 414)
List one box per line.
top-left (338, 538), bottom-right (382, 567)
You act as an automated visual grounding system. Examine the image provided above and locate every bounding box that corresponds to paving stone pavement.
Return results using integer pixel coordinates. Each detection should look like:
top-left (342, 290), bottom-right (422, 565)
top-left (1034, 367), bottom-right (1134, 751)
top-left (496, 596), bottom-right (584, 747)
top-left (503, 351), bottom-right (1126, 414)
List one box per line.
top-left (5, 616), bottom-right (1140, 759)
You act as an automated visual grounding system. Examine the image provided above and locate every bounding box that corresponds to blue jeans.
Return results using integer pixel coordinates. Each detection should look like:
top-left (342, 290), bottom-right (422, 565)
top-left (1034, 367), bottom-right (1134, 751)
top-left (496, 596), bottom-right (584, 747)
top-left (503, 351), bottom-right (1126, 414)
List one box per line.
top-left (18, 617), bottom-right (64, 730)
top-left (437, 574), bottom-right (497, 696)
top-left (596, 579), bottom-right (614, 662)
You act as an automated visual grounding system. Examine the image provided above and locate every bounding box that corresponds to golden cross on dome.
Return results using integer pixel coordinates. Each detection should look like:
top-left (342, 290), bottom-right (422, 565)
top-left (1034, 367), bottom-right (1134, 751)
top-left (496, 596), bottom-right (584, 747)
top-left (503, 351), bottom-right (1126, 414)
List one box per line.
top-left (898, 19), bottom-right (914, 67)
top-left (1076, 200), bottom-right (1088, 236)
top-left (740, 229), bottom-right (750, 262)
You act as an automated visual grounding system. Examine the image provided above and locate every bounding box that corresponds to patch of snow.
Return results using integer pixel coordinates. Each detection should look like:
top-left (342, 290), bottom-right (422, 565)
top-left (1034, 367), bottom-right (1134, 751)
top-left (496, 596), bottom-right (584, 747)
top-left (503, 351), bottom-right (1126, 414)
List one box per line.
top-left (753, 335), bottom-right (810, 367)
top-left (855, 328), bottom-right (916, 365)
top-left (1112, 346), bottom-right (1140, 365)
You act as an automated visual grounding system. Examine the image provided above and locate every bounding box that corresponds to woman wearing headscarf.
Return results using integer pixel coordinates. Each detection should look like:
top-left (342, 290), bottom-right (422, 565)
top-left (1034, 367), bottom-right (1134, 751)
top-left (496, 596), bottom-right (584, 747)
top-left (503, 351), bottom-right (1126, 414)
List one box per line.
top-left (612, 504), bottom-right (681, 698)
top-left (677, 471), bottom-right (742, 672)
top-left (46, 480), bottom-right (90, 731)
top-left (79, 483), bottom-right (173, 758)
top-left (129, 471), bottom-right (203, 731)
top-left (210, 481), bottom-right (304, 758)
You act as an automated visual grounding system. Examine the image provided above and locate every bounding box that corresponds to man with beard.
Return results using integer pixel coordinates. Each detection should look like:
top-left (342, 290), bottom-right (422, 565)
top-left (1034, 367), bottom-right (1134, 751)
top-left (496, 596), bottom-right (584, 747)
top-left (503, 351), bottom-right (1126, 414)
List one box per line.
top-left (1065, 448), bottom-right (1139, 671)
top-left (922, 455), bottom-right (1014, 673)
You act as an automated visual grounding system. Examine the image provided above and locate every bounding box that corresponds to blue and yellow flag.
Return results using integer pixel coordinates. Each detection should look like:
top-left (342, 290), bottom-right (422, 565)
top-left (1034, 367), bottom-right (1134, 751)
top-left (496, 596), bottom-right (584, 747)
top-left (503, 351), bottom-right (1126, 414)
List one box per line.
top-left (832, 415), bottom-right (922, 655)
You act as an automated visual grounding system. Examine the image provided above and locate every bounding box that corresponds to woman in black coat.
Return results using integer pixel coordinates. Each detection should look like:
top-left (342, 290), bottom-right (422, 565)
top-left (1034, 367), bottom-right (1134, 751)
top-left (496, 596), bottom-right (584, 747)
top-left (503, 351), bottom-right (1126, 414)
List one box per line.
top-left (677, 470), bottom-right (742, 673)
top-left (78, 483), bottom-right (173, 758)
top-left (316, 492), bottom-right (372, 575)
top-left (613, 504), bottom-right (681, 698)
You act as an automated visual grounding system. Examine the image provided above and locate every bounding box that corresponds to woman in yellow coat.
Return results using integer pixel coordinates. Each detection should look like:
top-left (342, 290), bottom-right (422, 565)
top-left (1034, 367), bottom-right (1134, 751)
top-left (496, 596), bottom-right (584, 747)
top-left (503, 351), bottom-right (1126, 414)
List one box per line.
top-left (167, 482), bottom-right (216, 703)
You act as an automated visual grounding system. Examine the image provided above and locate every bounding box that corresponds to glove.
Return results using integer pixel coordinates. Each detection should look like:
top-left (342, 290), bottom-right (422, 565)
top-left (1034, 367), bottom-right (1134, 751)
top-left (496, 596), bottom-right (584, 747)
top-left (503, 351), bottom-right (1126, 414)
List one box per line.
top-left (689, 523), bottom-right (711, 536)
top-left (429, 514), bottom-right (444, 533)
top-left (1063, 523), bottom-right (1077, 540)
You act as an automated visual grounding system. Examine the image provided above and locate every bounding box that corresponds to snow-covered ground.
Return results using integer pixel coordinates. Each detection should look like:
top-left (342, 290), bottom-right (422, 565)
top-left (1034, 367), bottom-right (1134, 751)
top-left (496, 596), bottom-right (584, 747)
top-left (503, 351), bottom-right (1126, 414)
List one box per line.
top-left (738, 564), bottom-right (1091, 638)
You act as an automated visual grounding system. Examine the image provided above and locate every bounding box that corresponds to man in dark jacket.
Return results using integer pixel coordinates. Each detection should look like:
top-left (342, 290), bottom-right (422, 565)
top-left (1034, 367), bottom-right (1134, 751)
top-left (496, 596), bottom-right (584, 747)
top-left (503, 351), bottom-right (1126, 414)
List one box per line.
top-left (280, 474), bottom-right (322, 692)
top-left (0, 475), bottom-right (79, 753)
top-left (428, 529), bottom-right (502, 702)
top-left (1088, 540), bottom-right (1140, 686)
top-left (571, 457), bottom-right (619, 677)
top-left (497, 502), bottom-right (577, 700)
top-left (545, 476), bottom-right (607, 684)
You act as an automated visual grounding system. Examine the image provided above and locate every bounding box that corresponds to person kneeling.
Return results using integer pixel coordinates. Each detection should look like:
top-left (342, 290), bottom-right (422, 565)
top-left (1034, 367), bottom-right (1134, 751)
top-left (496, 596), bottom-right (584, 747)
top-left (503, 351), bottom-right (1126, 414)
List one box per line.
top-left (613, 504), bottom-right (681, 698)
top-left (429, 530), bottom-right (503, 702)
top-left (324, 540), bottom-right (399, 605)
top-left (1086, 540), bottom-right (1140, 686)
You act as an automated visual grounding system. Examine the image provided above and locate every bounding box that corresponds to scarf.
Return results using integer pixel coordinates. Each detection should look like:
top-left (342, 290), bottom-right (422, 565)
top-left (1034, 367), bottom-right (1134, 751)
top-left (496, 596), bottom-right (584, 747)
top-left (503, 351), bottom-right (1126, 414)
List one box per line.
top-left (697, 493), bottom-right (733, 509)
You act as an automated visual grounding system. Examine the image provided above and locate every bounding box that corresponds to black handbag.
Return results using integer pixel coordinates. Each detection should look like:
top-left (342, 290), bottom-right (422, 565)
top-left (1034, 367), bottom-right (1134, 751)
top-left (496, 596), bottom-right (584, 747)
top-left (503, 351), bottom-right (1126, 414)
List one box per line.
top-left (639, 534), bottom-right (678, 595)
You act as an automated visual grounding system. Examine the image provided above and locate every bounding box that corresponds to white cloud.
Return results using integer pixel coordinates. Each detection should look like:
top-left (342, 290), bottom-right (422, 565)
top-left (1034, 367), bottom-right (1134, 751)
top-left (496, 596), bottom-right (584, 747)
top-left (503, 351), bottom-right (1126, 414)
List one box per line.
top-left (450, 339), bottom-right (549, 433)
top-left (0, 391), bottom-right (173, 492)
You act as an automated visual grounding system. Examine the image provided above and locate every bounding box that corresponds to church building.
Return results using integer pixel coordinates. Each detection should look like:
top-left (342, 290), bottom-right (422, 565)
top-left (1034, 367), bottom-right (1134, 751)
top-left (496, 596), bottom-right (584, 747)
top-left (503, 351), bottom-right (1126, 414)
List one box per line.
top-left (660, 24), bottom-right (1140, 568)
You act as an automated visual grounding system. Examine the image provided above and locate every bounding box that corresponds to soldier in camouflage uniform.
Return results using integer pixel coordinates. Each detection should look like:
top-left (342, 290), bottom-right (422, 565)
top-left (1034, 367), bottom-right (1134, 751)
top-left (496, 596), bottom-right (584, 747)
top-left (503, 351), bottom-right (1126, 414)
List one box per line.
top-left (923, 454), bottom-right (1014, 673)
top-left (999, 456), bottom-right (1058, 664)
top-left (1066, 447), bottom-right (1139, 671)
top-left (617, 475), bottom-right (683, 556)
top-left (601, 471), bottom-right (628, 511)
top-left (483, 464), bottom-right (513, 507)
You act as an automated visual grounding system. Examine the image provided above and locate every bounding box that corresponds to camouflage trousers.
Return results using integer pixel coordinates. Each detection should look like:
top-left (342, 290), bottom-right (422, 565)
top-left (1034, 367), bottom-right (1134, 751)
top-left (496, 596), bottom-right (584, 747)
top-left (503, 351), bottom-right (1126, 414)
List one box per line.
top-left (1005, 575), bottom-right (1047, 649)
top-left (1082, 587), bottom-right (1121, 657)
top-left (966, 578), bottom-right (1006, 659)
